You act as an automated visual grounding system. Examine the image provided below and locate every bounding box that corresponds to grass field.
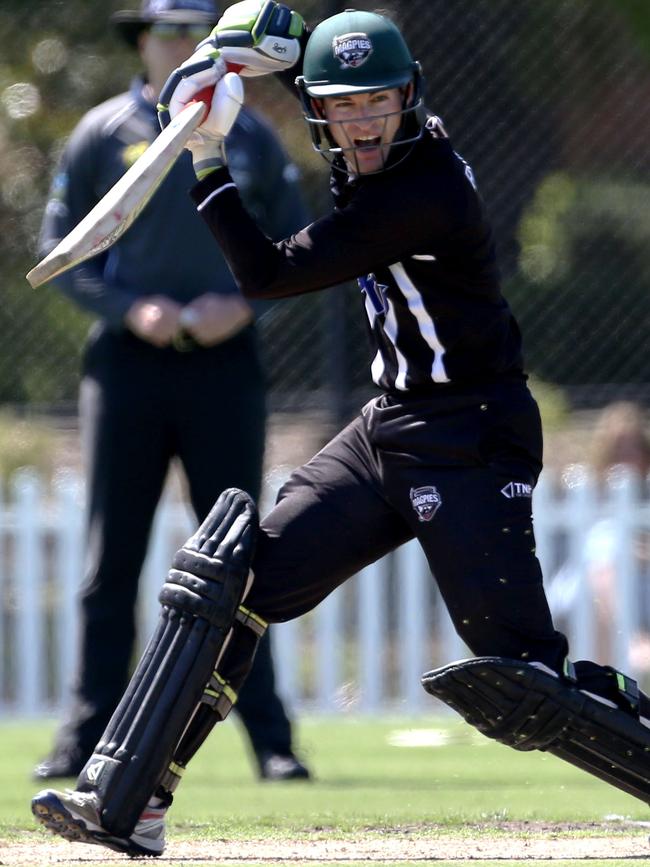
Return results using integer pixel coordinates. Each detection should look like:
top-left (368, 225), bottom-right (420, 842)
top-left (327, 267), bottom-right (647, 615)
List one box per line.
top-left (1, 714), bottom-right (649, 866)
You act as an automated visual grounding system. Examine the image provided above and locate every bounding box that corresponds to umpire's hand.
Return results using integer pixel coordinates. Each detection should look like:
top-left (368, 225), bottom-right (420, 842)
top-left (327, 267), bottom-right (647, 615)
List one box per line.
top-left (125, 296), bottom-right (183, 347)
top-left (179, 293), bottom-right (253, 346)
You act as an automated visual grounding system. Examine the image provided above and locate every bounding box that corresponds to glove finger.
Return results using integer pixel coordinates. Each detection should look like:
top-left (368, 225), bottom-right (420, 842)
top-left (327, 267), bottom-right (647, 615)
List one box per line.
top-left (214, 30), bottom-right (254, 49)
top-left (159, 65), bottom-right (206, 126)
top-left (218, 71), bottom-right (244, 104)
top-left (178, 41), bottom-right (221, 71)
top-left (202, 72), bottom-right (244, 138)
top-left (158, 46), bottom-right (226, 125)
top-left (158, 66), bottom-right (184, 127)
top-left (178, 56), bottom-right (219, 78)
top-left (168, 67), bottom-right (221, 121)
top-left (160, 56), bottom-right (215, 106)
top-left (262, 2), bottom-right (297, 38)
top-left (250, 0), bottom-right (277, 39)
top-left (174, 68), bottom-right (219, 105)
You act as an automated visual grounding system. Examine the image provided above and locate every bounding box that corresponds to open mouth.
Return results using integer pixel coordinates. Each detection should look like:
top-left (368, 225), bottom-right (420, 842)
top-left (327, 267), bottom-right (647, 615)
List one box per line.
top-left (354, 136), bottom-right (382, 152)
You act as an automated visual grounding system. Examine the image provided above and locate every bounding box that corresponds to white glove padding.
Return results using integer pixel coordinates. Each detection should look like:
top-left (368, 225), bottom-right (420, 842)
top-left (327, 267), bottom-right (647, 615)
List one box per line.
top-left (191, 71), bottom-right (244, 143)
top-left (185, 72), bottom-right (244, 178)
top-left (212, 0), bottom-right (304, 78)
top-left (158, 41), bottom-right (227, 129)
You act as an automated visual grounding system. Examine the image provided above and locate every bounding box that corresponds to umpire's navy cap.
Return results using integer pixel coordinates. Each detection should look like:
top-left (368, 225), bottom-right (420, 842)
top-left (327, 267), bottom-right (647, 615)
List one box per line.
top-left (111, 0), bottom-right (219, 47)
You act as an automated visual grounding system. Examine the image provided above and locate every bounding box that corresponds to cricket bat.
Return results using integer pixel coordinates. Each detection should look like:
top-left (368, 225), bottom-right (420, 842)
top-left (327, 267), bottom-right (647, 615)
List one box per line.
top-left (26, 88), bottom-right (213, 289)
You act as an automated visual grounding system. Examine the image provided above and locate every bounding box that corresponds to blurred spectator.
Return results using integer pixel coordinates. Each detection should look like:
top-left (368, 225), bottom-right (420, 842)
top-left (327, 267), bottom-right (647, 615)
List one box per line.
top-left (589, 401), bottom-right (650, 483)
top-left (549, 401), bottom-right (650, 670)
top-left (586, 402), bottom-right (650, 667)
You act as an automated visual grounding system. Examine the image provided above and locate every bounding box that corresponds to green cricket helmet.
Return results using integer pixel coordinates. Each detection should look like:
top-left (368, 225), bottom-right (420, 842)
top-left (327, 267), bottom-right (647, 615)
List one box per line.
top-left (295, 9), bottom-right (424, 173)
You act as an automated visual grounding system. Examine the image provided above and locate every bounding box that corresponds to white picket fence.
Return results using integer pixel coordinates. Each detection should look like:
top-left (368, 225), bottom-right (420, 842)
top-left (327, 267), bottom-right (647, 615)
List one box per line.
top-left (0, 467), bottom-right (649, 717)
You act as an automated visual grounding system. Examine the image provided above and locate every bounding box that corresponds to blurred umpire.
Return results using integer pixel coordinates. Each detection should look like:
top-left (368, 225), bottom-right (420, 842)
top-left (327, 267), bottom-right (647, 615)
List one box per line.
top-left (34, 0), bottom-right (310, 783)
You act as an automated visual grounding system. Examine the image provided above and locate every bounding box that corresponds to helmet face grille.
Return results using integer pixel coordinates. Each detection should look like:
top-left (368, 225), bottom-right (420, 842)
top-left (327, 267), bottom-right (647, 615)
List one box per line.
top-left (297, 76), bottom-right (425, 176)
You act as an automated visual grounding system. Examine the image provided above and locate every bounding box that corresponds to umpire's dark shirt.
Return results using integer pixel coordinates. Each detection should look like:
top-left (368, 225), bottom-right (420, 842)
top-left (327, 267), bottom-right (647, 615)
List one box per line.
top-left (39, 76), bottom-right (307, 329)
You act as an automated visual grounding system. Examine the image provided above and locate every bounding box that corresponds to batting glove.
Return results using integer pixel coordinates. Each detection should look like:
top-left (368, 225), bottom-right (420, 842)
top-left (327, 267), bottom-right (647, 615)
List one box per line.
top-left (207, 0), bottom-right (304, 77)
top-left (187, 72), bottom-right (245, 179)
top-left (158, 40), bottom-right (227, 130)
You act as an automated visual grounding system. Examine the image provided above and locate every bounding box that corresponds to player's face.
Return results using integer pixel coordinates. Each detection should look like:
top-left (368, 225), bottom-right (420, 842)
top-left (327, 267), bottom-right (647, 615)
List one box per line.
top-left (320, 88), bottom-right (405, 174)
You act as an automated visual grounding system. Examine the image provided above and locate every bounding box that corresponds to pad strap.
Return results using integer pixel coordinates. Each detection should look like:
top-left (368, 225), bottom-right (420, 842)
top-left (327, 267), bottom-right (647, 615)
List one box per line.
top-left (615, 670), bottom-right (640, 716)
top-left (159, 760), bottom-right (186, 794)
top-left (236, 604), bottom-right (268, 637)
top-left (202, 671), bottom-right (238, 716)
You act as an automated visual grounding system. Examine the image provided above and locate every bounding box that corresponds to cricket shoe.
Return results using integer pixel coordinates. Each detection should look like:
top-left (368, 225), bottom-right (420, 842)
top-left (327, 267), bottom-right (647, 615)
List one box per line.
top-left (31, 788), bottom-right (166, 857)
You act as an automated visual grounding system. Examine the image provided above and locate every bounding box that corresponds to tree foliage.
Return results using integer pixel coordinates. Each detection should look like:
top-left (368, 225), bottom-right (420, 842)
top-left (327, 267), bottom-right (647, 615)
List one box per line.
top-left (610, 0), bottom-right (650, 60)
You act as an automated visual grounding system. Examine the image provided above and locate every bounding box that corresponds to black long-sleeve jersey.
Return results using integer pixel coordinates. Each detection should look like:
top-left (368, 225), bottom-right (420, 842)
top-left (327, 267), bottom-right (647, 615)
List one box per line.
top-left (191, 117), bottom-right (525, 394)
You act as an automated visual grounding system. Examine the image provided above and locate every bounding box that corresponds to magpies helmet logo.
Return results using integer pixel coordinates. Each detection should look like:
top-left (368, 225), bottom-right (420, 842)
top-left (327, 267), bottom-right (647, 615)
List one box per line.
top-left (333, 32), bottom-right (373, 69)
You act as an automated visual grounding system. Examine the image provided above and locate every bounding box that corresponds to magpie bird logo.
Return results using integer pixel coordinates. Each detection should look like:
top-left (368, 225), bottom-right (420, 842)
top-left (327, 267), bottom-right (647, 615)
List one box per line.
top-left (333, 33), bottom-right (373, 69)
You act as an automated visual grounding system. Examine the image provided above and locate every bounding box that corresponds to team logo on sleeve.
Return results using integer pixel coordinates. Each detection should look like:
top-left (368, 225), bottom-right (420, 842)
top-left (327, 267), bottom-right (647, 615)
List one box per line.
top-left (333, 32), bottom-right (373, 69)
top-left (410, 486), bottom-right (442, 522)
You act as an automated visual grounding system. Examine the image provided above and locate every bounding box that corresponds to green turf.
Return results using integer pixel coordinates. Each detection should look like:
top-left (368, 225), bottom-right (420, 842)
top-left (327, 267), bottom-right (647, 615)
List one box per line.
top-left (2, 714), bottom-right (649, 865)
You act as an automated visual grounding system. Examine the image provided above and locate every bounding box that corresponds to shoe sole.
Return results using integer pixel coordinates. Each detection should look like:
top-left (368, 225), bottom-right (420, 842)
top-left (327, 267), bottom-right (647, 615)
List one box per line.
top-left (31, 791), bottom-right (161, 858)
top-left (261, 771), bottom-right (311, 781)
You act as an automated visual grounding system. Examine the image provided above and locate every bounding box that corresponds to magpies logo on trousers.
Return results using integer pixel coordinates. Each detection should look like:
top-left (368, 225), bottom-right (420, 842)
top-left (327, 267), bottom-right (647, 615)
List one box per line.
top-left (410, 486), bottom-right (442, 522)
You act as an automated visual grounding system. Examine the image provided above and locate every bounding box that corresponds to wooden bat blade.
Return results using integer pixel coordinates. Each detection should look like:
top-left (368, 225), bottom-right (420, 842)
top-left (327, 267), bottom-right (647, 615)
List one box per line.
top-left (26, 100), bottom-right (206, 289)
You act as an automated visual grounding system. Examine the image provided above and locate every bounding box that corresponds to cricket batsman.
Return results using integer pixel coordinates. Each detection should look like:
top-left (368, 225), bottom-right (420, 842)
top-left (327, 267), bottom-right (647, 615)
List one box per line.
top-left (32, 0), bottom-right (650, 856)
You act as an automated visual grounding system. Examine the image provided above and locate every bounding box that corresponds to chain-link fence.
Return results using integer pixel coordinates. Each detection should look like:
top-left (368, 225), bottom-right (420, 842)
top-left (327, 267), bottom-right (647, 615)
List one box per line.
top-left (1, 1), bottom-right (649, 419)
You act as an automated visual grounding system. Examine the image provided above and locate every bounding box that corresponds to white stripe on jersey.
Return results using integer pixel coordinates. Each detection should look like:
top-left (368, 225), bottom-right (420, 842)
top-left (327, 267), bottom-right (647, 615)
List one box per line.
top-left (389, 262), bottom-right (451, 384)
top-left (382, 294), bottom-right (409, 390)
top-left (363, 290), bottom-right (386, 384)
top-left (371, 349), bottom-right (384, 385)
top-left (197, 183), bottom-right (237, 210)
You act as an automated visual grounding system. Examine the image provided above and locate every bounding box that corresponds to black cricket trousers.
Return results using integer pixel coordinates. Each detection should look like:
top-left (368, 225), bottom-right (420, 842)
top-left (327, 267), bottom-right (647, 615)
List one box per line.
top-left (218, 380), bottom-right (569, 694)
